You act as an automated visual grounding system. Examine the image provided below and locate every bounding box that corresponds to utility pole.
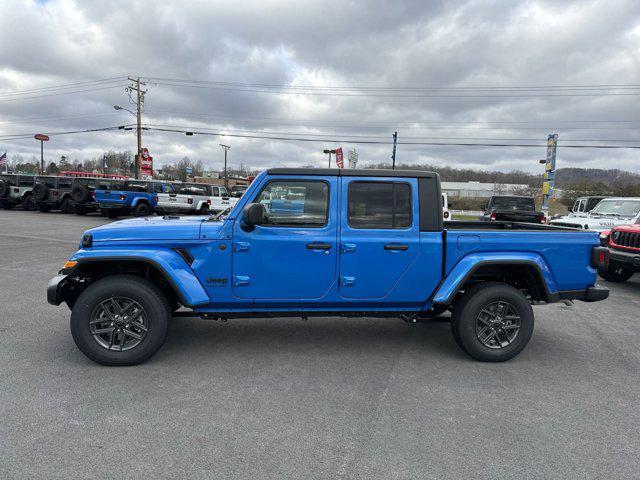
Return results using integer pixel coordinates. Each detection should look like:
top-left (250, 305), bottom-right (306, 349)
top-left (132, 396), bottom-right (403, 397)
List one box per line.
top-left (391, 131), bottom-right (398, 169)
top-left (219, 144), bottom-right (230, 188)
top-left (126, 77), bottom-right (146, 179)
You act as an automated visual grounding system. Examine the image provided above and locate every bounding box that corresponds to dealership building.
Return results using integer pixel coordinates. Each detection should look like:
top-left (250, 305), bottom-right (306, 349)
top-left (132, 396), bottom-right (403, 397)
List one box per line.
top-left (441, 181), bottom-right (530, 198)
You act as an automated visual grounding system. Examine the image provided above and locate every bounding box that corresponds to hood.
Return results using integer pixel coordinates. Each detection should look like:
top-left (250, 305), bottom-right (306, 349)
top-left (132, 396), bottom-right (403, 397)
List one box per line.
top-left (612, 223), bottom-right (640, 234)
top-left (87, 215), bottom-right (215, 242)
top-left (550, 216), bottom-right (632, 232)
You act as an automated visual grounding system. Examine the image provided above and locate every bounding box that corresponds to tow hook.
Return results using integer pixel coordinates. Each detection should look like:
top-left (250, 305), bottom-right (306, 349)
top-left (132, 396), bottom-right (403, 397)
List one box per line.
top-left (561, 300), bottom-right (574, 306)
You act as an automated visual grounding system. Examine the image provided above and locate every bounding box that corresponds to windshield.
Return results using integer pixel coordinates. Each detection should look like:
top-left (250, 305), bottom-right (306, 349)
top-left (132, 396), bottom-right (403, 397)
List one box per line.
top-left (590, 199), bottom-right (640, 217)
top-left (490, 196), bottom-right (535, 211)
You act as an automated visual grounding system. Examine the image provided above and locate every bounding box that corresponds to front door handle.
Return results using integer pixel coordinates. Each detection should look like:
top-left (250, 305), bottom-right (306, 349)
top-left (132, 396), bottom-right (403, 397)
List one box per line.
top-left (307, 243), bottom-right (332, 250)
top-left (384, 244), bottom-right (409, 251)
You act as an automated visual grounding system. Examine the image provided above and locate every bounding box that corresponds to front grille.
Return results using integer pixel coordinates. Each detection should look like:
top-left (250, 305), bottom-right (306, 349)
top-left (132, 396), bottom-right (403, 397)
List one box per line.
top-left (551, 222), bottom-right (583, 229)
top-left (611, 230), bottom-right (640, 250)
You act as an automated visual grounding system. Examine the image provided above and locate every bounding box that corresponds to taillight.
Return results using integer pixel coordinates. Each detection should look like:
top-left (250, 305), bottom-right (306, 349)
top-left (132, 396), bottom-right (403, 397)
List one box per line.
top-left (541, 214), bottom-right (546, 224)
top-left (443, 211), bottom-right (449, 219)
top-left (591, 247), bottom-right (609, 269)
top-left (490, 213), bottom-right (497, 221)
top-left (153, 196), bottom-right (158, 203)
top-left (187, 198), bottom-right (193, 204)
top-left (207, 199), bottom-right (211, 205)
top-left (13, 188), bottom-right (19, 193)
top-left (119, 194), bottom-right (125, 200)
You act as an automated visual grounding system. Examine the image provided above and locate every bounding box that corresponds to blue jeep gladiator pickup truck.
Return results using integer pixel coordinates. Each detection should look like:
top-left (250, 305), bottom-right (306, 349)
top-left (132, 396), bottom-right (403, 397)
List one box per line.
top-left (95, 180), bottom-right (164, 218)
top-left (48, 168), bottom-right (610, 365)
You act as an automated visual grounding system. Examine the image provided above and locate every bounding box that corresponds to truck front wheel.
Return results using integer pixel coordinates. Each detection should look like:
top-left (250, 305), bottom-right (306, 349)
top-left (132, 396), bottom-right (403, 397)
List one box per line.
top-left (70, 275), bottom-right (170, 366)
top-left (133, 203), bottom-right (150, 217)
top-left (451, 282), bottom-right (534, 362)
top-left (597, 264), bottom-right (634, 283)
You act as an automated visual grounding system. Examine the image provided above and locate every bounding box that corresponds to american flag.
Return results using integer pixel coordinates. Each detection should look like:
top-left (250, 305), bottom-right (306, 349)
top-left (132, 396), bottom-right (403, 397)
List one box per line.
top-left (0, 152), bottom-right (6, 166)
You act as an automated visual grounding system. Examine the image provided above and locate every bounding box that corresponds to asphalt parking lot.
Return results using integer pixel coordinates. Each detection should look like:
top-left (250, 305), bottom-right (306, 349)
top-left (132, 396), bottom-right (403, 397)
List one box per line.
top-left (1, 209), bottom-right (639, 479)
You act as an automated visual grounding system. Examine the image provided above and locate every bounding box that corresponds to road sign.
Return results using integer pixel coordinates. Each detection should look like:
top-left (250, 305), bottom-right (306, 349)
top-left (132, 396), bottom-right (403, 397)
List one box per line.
top-left (34, 134), bottom-right (49, 141)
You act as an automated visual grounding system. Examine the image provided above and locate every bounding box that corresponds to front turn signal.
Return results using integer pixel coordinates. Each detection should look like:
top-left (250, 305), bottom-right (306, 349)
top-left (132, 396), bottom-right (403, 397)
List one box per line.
top-left (64, 260), bottom-right (78, 269)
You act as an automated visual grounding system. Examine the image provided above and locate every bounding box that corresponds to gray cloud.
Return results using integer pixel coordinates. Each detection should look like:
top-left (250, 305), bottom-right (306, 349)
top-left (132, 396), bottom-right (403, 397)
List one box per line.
top-left (1, 0), bottom-right (639, 173)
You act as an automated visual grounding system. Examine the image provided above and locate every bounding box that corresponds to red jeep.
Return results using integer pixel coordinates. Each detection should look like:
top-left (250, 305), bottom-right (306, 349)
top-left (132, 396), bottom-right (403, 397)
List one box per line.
top-left (598, 223), bottom-right (640, 282)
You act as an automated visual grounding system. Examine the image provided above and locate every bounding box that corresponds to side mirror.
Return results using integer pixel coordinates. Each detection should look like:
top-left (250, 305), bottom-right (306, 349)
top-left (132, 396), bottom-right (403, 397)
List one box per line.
top-left (242, 203), bottom-right (265, 230)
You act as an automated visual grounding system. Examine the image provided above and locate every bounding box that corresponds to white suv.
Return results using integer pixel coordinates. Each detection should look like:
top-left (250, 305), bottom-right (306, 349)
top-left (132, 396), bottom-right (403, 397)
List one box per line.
top-left (550, 197), bottom-right (640, 231)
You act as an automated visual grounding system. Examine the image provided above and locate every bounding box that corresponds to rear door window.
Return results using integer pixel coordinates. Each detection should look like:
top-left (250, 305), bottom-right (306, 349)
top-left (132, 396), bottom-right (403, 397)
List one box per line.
top-left (347, 182), bottom-right (412, 229)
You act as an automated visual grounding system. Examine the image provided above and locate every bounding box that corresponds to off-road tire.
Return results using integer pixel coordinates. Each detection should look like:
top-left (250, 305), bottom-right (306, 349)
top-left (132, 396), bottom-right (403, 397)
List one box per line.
top-left (199, 204), bottom-right (209, 215)
top-left (60, 197), bottom-right (74, 214)
top-left (72, 185), bottom-right (90, 204)
top-left (133, 202), bottom-right (150, 217)
top-left (451, 282), bottom-right (534, 362)
top-left (597, 264), bottom-right (634, 283)
top-left (32, 183), bottom-right (49, 202)
top-left (2, 200), bottom-right (14, 210)
top-left (21, 194), bottom-right (34, 211)
top-left (0, 181), bottom-right (10, 198)
top-left (70, 275), bottom-right (171, 366)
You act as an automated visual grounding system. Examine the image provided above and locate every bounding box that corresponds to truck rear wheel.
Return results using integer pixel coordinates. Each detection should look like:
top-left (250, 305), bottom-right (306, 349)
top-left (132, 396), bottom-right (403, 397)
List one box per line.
top-left (133, 202), bottom-right (150, 217)
top-left (597, 264), bottom-right (634, 283)
top-left (70, 275), bottom-right (170, 366)
top-left (451, 282), bottom-right (534, 362)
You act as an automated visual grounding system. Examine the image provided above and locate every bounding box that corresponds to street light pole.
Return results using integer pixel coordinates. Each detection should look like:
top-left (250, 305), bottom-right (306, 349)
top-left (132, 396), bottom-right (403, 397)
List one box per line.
top-left (323, 149), bottom-right (337, 168)
top-left (219, 144), bottom-right (230, 188)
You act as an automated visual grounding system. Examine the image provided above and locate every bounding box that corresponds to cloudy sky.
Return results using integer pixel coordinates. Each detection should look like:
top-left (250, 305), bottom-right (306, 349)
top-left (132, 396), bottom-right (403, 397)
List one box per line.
top-left (1, 0), bottom-right (639, 173)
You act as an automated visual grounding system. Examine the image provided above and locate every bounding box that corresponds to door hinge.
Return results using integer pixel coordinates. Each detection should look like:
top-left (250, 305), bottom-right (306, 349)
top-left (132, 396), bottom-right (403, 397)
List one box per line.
top-left (233, 242), bottom-right (250, 252)
top-left (340, 276), bottom-right (356, 287)
top-left (233, 275), bottom-right (250, 287)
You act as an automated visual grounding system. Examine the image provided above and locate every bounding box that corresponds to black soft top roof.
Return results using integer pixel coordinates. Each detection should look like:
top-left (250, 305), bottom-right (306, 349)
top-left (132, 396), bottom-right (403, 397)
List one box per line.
top-left (267, 168), bottom-right (438, 179)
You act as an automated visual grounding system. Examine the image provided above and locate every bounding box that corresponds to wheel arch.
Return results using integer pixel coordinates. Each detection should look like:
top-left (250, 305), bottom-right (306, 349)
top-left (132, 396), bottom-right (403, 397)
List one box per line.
top-left (61, 251), bottom-right (210, 308)
top-left (433, 255), bottom-right (556, 305)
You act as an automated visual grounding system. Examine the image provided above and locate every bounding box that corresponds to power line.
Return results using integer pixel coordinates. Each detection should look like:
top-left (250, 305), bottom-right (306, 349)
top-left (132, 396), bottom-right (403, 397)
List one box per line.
top-left (0, 76), bottom-right (127, 97)
top-left (140, 122), bottom-right (640, 143)
top-left (0, 84), bottom-right (128, 104)
top-left (139, 125), bottom-right (640, 148)
top-left (148, 80), bottom-right (640, 98)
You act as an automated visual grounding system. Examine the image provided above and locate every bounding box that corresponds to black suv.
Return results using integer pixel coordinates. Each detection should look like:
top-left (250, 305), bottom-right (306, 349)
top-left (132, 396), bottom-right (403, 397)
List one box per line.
top-left (0, 174), bottom-right (36, 210)
top-left (32, 176), bottom-right (75, 213)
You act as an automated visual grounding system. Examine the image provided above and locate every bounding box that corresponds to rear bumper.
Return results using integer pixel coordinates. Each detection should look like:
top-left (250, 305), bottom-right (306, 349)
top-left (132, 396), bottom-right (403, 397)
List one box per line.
top-left (608, 247), bottom-right (640, 271)
top-left (553, 285), bottom-right (610, 303)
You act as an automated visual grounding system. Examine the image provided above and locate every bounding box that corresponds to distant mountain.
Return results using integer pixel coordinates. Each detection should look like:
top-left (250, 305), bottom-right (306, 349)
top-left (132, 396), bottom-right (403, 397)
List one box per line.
top-left (554, 168), bottom-right (640, 188)
top-left (364, 163), bottom-right (640, 188)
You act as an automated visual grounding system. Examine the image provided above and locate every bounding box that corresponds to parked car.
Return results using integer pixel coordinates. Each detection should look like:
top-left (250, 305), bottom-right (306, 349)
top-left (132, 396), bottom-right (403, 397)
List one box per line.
top-left (95, 180), bottom-right (165, 218)
top-left (597, 221), bottom-right (640, 282)
top-left (32, 176), bottom-right (75, 213)
top-left (48, 168), bottom-right (609, 366)
top-left (209, 184), bottom-right (238, 212)
top-left (230, 184), bottom-right (248, 198)
top-left (0, 174), bottom-right (35, 210)
top-left (442, 193), bottom-right (450, 221)
top-left (550, 197), bottom-right (640, 231)
top-left (481, 195), bottom-right (545, 223)
top-left (568, 196), bottom-right (607, 218)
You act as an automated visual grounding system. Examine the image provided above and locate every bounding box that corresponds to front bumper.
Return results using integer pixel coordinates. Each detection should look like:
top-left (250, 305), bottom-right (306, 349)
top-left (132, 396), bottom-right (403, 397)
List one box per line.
top-left (608, 247), bottom-right (640, 271)
top-left (554, 284), bottom-right (610, 303)
top-left (47, 274), bottom-right (69, 305)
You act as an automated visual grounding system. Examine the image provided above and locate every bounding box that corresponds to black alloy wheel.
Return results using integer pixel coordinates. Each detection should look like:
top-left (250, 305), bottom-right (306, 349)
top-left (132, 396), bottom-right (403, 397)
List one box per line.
top-left (89, 297), bottom-right (148, 351)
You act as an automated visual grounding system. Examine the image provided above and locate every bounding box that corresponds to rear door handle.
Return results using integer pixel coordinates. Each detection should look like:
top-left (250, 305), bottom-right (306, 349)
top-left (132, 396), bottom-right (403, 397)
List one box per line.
top-left (384, 244), bottom-right (409, 251)
top-left (307, 243), bottom-right (332, 250)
